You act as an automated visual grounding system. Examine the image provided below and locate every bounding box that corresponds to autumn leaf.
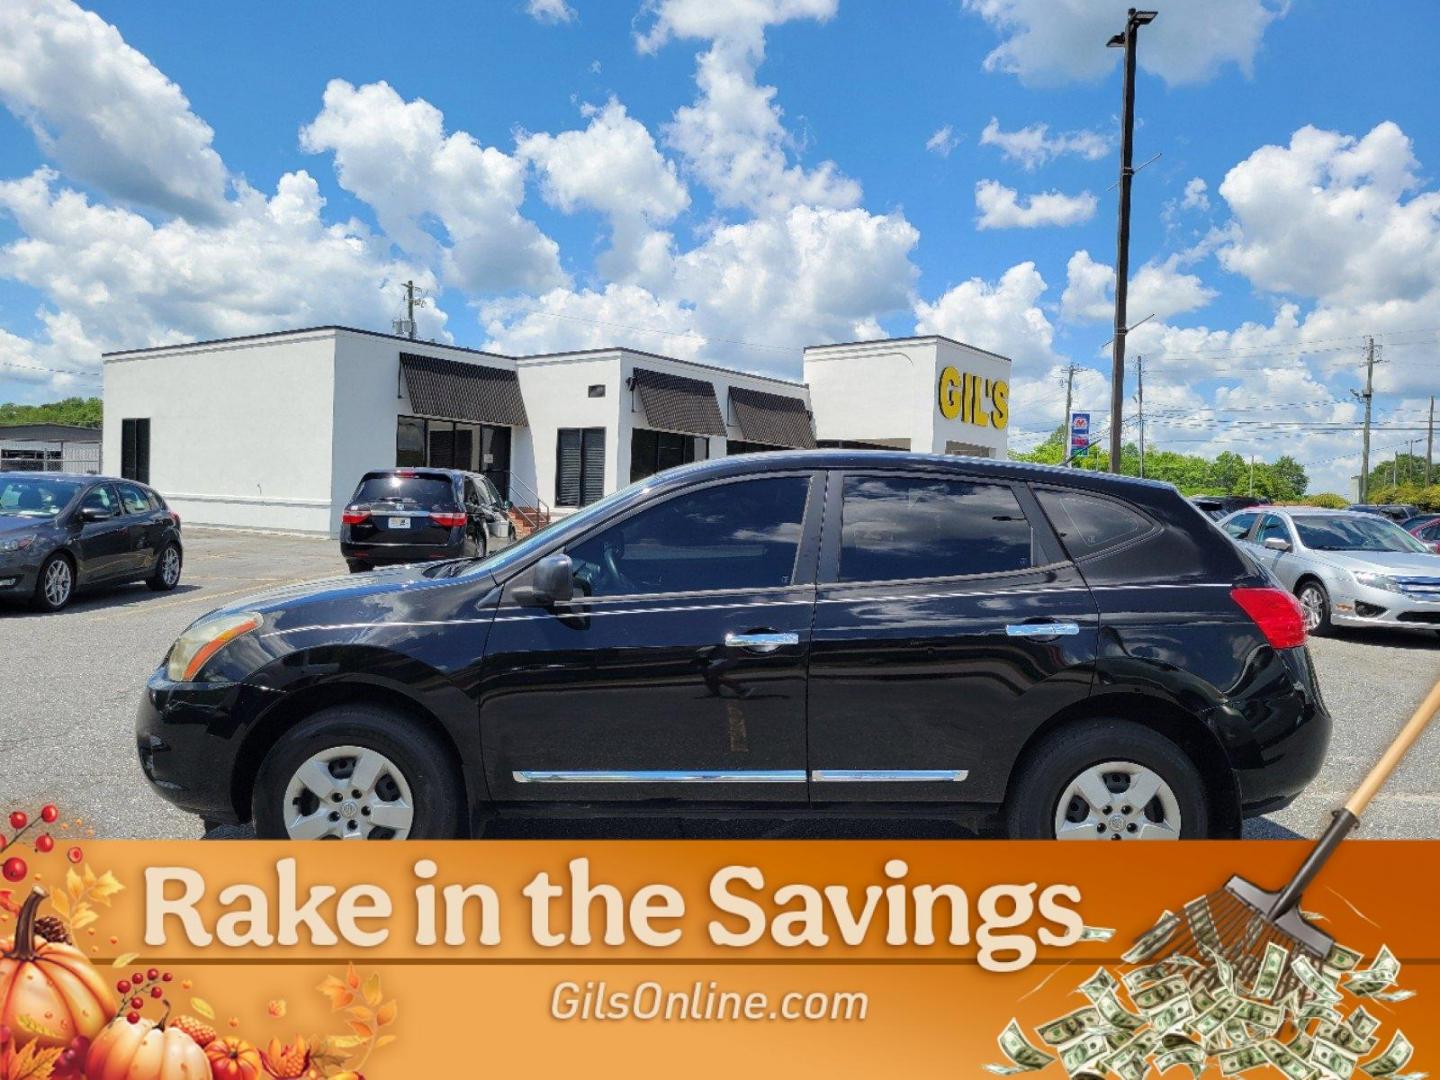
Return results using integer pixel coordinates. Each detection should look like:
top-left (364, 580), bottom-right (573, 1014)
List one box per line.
top-left (4, 1041), bottom-right (63, 1080)
top-left (46, 892), bottom-right (67, 919)
top-left (191, 998), bottom-right (216, 1020)
top-left (14, 1014), bottom-right (64, 1041)
top-left (317, 975), bottom-right (354, 1011)
top-left (70, 908), bottom-right (98, 932)
top-left (361, 972), bottom-right (382, 1008)
top-left (90, 871), bottom-right (124, 905)
top-left (65, 868), bottom-right (83, 902)
top-left (375, 1000), bottom-right (397, 1027)
top-left (374, 1034), bottom-right (398, 1050)
top-left (111, 952), bottom-right (138, 968)
top-left (346, 1021), bottom-right (373, 1040)
top-left (323, 1035), bottom-right (366, 1053)
top-left (344, 963), bottom-right (360, 990)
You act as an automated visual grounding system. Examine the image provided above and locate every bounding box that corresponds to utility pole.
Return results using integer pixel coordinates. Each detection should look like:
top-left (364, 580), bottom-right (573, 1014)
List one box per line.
top-left (1135, 354), bottom-right (1145, 479)
top-left (1427, 395), bottom-right (1434, 487)
top-left (1249, 454), bottom-right (1257, 498)
top-left (393, 279), bottom-right (426, 340)
top-left (1106, 8), bottom-right (1157, 475)
top-left (1352, 335), bottom-right (1378, 501)
top-left (1062, 362), bottom-right (1079, 467)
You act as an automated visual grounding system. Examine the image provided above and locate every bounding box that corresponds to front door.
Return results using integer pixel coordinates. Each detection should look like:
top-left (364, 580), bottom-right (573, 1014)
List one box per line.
top-left (1248, 513), bottom-right (1295, 582)
top-left (478, 472), bottom-right (822, 806)
top-left (72, 483), bottom-right (130, 583)
top-left (807, 470), bottom-right (1099, 806)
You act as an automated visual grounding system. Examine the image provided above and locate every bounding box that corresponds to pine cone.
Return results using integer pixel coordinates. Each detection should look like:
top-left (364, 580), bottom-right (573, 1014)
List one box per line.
top-left (33, 914), bottom-right (70, 944)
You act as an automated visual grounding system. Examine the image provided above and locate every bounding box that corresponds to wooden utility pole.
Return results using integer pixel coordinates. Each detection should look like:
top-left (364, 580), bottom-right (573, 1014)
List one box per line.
top-left (1062, 363), bottom-right (1078, 467)
top-left (1353, 336), bottom-right (1378, 500)
top-left (1427, 395), bottom-right (1434, 487)
top-left (1135, 354), bottom-right (1145, 479)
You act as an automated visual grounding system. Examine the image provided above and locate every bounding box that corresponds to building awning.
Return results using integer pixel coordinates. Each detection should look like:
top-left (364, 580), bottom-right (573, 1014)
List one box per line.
top-left (400, 352), bottom-right (528, 427)
top-left (630, 367), bottom-right (726, 437)
top-left (728, 386), bottom-right (816, 449)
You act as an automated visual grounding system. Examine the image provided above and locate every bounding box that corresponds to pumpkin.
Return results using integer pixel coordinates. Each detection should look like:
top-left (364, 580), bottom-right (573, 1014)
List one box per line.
top-left (86, 1013), bottom-right (210, 1080)
top-left (206, 1035), bottom-right (265, 1080)
top-left (0, 888), bottom-right (115, 1050)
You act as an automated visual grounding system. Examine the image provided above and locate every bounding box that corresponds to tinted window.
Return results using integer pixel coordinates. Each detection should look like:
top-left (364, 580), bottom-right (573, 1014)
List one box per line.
top-left (1222, 512), bottom-right (1258, 540)
top-left (839, 476), bottom-right (1032, 583)
top-left (80, 485), bottom-right (118, 516)
top-left (0, 478), bottom-right (80, 517)
top-left (567, 476), bottom-right (809, 596)
top-left (1035, 488), bottom-right (1152, 559)
top-left (351, 473), bottom-right (457, 508)
top-left (1293, 514), bottom-right (1428, 553)
top-left (1256, 515), bottom-right (1291, 546)
top-left (117, 483), bottom-right (151, 515)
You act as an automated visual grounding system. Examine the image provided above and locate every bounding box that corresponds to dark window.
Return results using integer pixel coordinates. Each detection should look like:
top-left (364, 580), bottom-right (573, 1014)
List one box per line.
top-left (0, 478), bottom-right (80, 517)
top-left (726, 439), bottom-right (786, 456)
top-left (630, 428), bottom-right (708, 483)
top-left (1423, 522), bottom-right (1440, 542)
top-left (1034, 488), bottom-right (1154, 559)
top-left (480, 424), bottom-right (511, 499)
top-left (1221, 511), bottom-right (1259, 540)
top-left (556, 428), bottom-right (605, 507)
top-left (567, 476), bottom-right (809, 597)
top-left (351, 472), bottom-right (457, 508)
top-left (396, 417), bottom-right (426, 467)
top-left (839, 475), bottom-right (1033, 582)
top-left (588, 384), bottom-right (606, 398)
top-left (80, 484), bottom-right (119, 517)
top-left (120, 418), bottom-right (150, 483)
top-left (1256, 515), bottom-right (1291, 546)
top-left (117, 483), bottom-right (151, 516)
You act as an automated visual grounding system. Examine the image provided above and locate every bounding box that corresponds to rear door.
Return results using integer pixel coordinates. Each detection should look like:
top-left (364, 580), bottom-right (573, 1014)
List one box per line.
top-left (116, 482), bottom-right (165, 574)
top-left (807, 470), bottom-right (1098, 806)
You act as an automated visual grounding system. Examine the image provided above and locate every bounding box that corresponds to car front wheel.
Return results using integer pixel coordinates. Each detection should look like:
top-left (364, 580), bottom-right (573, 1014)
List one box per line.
top-left (1006, 720), bottom-right (1209, 840)
top-left (252, 705), bottom-right (464, 840)
top-left (1296, 580), bottom-right (1333, 636)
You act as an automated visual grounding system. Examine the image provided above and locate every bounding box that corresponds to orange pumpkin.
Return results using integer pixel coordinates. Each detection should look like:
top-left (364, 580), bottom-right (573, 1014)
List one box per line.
top-left (0, 888), bottom-right (115, 1050)
top-left (206, 1035), bottom-right (265, 1080)
top-left (86, 1014), bottom-right (210, 1080)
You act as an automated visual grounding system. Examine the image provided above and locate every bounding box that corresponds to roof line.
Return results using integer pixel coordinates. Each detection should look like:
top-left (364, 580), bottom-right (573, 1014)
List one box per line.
top-left (102, 325), bottom-right (515, 361)
top-left (803, 334), bottom-right (1013, 364)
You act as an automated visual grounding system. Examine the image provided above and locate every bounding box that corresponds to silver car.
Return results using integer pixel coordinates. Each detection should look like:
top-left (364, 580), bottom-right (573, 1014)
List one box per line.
top-left (1218, 506), bottom-right (1440, 637)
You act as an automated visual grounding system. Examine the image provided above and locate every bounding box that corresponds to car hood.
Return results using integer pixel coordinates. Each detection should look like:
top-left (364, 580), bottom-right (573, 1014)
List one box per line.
top-left (1315, 550), bottom-right (1440, 576)
top-left (205, 560), bottom-right (490, 620)
top-left (0, 514), bottom-right (53, 535)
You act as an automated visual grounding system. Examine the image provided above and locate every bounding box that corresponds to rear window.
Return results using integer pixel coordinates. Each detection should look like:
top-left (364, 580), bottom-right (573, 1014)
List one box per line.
top-left (1035, 488), bottom-right (1153, 559)
top-left (351, 472), bottom-right (457, 507)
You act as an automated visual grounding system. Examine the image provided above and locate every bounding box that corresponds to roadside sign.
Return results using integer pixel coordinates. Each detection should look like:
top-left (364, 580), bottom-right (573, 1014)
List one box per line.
top-left (1069, 412), bottom-right (1091, 457)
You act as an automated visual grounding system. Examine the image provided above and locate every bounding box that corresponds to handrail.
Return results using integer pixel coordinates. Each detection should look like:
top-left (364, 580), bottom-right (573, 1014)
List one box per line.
top-left (503, 471), bottom-right (551, 532)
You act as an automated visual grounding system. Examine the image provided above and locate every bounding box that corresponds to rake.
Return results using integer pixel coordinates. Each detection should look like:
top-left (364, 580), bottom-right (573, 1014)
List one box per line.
top-left (1131, 674), bottom-right (1440, 1004)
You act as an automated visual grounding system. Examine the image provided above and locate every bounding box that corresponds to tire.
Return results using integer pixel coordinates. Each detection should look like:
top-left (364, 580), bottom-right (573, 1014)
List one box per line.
top-left (251, 704), bottom-right (463, 840)
top-left (147, 543), bottom-right (182, 591)
top-left (1295, 579), bottom-right (1333, 636)
top-left (1006, 719), bottom-right (1210, 840)
top-left (346, 559), bottom-right (370, 574)
top-left (30, 552), bottom-right (75, 612)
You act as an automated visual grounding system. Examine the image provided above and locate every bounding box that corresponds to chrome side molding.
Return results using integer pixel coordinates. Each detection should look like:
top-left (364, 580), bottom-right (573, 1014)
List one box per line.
top-left (1005, 622), bottom-right (1080, 637)
top-left (511, 769), bottom-right (806, 784)
top-left (810, 769), bottom-right (968, 782)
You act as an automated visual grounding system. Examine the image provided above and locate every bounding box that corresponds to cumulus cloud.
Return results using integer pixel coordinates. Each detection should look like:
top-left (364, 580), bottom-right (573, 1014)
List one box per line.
top-left (634, 0), bottom-right (837, 55)
top-left (914, 262), bottom-right (1061, 374)
top-left (300, 79), bottom-right (565, 294)
top-left (975, 179), bottom-right (1097, 229)
top-left (961, 0), bottom-right (1287, 87)
top-left (526, 0), bottom-right (576, 24)
top-left (925, 125), bottom-right (960, 157)
top-left (0, 0), bottom-right (227, 221)
top-left (1061, 250), bottom-right (1217, 323)
top-left (1181, 177), bottom-right (1210, 211)
top-left (979, 117), bottom-right (1110, 170)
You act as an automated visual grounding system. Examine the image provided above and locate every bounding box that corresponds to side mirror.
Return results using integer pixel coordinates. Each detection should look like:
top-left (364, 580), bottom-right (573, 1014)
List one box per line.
top-left (79, 505), bottom-right (110, 523)
top-left (513, 553), bottom-right (574, 607)
top-left (1263, 537), bottom-right (1291, 552)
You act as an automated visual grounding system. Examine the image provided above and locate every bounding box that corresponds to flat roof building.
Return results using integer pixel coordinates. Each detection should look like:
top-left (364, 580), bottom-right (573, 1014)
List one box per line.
top-left (101, 326), bottom-right (1010, 535)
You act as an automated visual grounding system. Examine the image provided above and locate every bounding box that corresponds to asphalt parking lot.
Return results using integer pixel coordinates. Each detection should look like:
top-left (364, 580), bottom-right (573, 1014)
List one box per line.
top-left (1, 528), bottom-right (1437, 840)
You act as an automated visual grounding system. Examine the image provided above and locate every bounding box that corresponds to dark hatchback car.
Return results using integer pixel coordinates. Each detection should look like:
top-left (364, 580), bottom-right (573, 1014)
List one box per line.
top-left (138, 451), bottom-right (1329, 841)
top-left (339, 467), bottom-right (514, 573)
top-left (0, 472), bottom-right (183, 612)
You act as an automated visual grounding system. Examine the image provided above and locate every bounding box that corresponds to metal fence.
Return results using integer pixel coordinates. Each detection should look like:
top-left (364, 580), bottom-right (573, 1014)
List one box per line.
top-left (0, 443), bottom-right (102, 474)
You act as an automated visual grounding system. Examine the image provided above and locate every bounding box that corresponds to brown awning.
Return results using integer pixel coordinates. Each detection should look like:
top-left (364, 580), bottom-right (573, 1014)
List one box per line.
top-left (630, 367), bottom-right (726, 437)
top-left (728, 386), bottom-right (816, 449)
top-left (400, 352), bottom-right (528, 427)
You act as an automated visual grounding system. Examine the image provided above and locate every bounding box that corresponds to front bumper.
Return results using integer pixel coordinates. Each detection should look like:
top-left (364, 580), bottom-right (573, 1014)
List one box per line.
top-left (0, 548), bottom-right (44, 600)
top-left (1329, 579), bottom-right (1440, 632)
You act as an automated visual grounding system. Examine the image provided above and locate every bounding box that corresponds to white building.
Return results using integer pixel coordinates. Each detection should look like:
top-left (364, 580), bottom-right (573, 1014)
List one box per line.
top-left (102, 326), bottom-right (1010, 535)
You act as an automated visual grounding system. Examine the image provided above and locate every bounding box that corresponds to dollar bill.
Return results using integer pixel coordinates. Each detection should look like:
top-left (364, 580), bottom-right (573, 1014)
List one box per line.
top-left (991, 1019), bottom-right (1057, 1074)
top-left (1078, 967), bottom-right (1119, 1003)
top-left (1325, 943), bottom-right (1364, 972)
top-left (1060, 1033), bottom-right (1112, 1075)
top-left (1095, 990), bottom-right (1147, 1033)
top-left (1361, 1032), bottom-right (1413, 1078)
top-left (1313, 1037), bottom-right (1360, 1080)
top-left (1251, 941), bottom-right (1290, 1001)
top-left (1079, 925), bottom-right (1116, 942)
top-left (1123, 963), bottom-right (1172, 992)
top-left (1293, 955), bottom-right (1344, 1006)
top-left (1203, 944), bottom-right (1237, 993)
top-left (1264, 1038), bottom-right (1320, 1080)
top-left (1123, 912), bottom-right (1180, 965)
top-left (1037, 1007), bottom-right (1105, 1047)
top-left (1132, 975), bottom-right (1189, 1014)
top-left (1232, 999), bottom-right (1284, 1034)
top-left (1345, 947), bottom-right (1400, 996)
top-left (1194, 998), bottom-right (1242, 1039)
top-left (1187, 898), bottom-right (1222, 951)
top-left (1319, 1022), bottom-right (1379, 1058)
top-left (1349, 1007), bottom-right (1382, 1039)
top-left (1150, 995), bottom-right (1196, 1034)
top-left (1366, 990), bottom-right (1415, 1003)
top-left (1156, 1045), bottom-right (1206, 1078)
top-left (1219, 1044), bottom-right (1269, 1075)
top-left (1288, 1032), bottom-right (1314, 1060)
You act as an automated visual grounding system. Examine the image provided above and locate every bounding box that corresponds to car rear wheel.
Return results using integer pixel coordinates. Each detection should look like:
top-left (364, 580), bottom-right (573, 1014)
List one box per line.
top-left (1006, 720), bottom-right (1209, 840)
top-left (252, 705), bottom-right (464, 840)
top-left (31, 553), bottom-right (75, 612)
top-left (147, 543), bottom-right (182, 591)
top-left (1296, 579), bottom-right (1333, 636)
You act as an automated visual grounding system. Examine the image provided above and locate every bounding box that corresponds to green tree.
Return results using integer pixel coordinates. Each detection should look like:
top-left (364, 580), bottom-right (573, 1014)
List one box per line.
top-left (0, 396), bottom-right (102, 427)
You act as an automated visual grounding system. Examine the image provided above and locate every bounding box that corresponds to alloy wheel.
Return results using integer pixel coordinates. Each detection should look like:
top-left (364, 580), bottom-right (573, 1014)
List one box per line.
top-left (161, 547), bottom-right (181, 586)
top-left (43, 559), bottom-right (72, 608)
top-left (1053, 761), bottom-right (1182, 840)
top-left (282, 745), bottom-right (416, 840)
top-left (1298, 586), bottom-right (1325, 632)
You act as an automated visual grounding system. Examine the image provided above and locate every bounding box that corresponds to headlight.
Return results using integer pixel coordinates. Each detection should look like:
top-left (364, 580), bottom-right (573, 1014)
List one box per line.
top-left (0, 535), bottom-right (35, 553)
top-left (1352, 571), bottom-right (1400, 593)
top-left (165, 611), bottom-right (262, 682)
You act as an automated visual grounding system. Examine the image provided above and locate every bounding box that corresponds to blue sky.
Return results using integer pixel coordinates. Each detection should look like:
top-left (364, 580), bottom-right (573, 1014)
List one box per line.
top-left (1, 0), bottom-right (1438, 493)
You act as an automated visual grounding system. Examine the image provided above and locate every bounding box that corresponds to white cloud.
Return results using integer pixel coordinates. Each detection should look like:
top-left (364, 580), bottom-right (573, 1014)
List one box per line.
top-left (962, 0), bottom-right (1287, 87)
top-left (526, 0), bottom-right (576, 24)
top-left (914, 262), bottom-right (1061, 374)
top-left (975, 179), bottom-right (1097, 229)
top-left (635, 0), bottom-right (837, 55)
top-left (979, 117), bottom-right (1110, 170)
top-left (0, 0), bottom-right (227, 221)
top-left (1181, 177), bottom-right (1210, 211)
top-left (300, 79), bottom-right (565, 294)
top-left (1061, 250), bottom-right (1217, 323)
top-left (925, 125), bottom-right (960, 157)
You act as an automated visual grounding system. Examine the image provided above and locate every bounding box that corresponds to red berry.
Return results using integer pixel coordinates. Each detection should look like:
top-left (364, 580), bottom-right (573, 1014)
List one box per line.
top-left (66, 846), bottom-right (83, 864)
top-left (130, 996), bottom-right (143, 1010)
top-left (126, 1012), bottom-right (140, 1024)
top-left (161, 972), bottom-right (173, 982)
top-left (132, 972), bottom-right (144, 985)
top-left (147, 967), bottom-right (159, 981)
top-left (40, 805), bottom-right (58, 824)
top-left (8, 811), bottom-right (26, 831)
top-left (35, 834), bottom-right (54, 853)
top-left (116, 980), bottom-right (131, 994)
top-left (1, 857), bottom-right (26, 882)
top-left (150, 986), bottom-right (163, 999)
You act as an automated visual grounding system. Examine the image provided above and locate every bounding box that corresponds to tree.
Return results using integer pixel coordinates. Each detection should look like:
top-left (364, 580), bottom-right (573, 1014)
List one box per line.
top-left (0, 396), bottom-right (102, 427)
top-left (1365, 454), bottom-right (1427, 496)
top-left (1269, 455), bottom-right (1308, 499)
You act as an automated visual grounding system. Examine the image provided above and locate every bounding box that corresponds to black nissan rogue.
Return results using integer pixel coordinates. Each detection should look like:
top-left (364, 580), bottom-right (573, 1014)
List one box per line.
top-left (137, 452), bottom-right (1330, 840)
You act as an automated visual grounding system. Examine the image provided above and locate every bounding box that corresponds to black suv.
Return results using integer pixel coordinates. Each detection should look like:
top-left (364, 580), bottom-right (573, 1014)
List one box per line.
top-left (138, 452), bottom-right (1329, 840)
top-left (339, 467), bottom-right (514, 572)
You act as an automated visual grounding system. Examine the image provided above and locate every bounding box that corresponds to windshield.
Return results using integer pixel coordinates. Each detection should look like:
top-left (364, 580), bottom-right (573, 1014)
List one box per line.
top-left (0, 477), bottom-right (81, 518)
top-left (351, 473), bottom-right (456, 508)
top-left (1293, 514), bottom-right (1429, 553)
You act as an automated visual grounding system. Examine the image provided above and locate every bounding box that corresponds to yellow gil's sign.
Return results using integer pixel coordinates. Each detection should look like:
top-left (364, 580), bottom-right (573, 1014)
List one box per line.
top-left (938, 367), bottom-right (1009, 429)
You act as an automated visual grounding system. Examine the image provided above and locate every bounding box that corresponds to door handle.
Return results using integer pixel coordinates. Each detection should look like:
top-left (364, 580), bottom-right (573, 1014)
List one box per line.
top-left (725, 631), bottom-right (799, 653)
top-left (1005, 622), bottom-right (1080, 638)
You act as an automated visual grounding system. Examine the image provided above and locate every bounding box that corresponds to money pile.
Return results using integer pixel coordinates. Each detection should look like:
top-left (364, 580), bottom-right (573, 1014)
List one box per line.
top-left (986, 909), bottom-right (1420, 1080)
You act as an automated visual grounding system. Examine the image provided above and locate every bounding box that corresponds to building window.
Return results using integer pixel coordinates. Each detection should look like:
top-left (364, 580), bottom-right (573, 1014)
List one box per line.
top-left (395, 416), bottom-right (512, 498)
top-left (396, 416), bottom-right (426, 467)
top-left (120, 418), bottom-right (151, 483)
top-left (587, 384), bottom-right (606, 398)
top-left (630, 429), bottom-right (707, 484)
top-left (557, 428), bottom-right (605, 507)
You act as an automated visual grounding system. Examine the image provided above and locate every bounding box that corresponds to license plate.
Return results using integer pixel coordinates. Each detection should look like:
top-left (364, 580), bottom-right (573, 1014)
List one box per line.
top-left (388, 517), bottom-right (410, 529)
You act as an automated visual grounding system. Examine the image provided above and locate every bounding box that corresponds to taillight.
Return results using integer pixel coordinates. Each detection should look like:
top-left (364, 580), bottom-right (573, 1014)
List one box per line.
top-left (169, 511), bottom-right (181, 528)
top-left (430, 510), bottom-right (468, 528)
top-left (1230, 587), bottom-right (1307, 649)
top-left (342, 505), bottom-right (371, 525)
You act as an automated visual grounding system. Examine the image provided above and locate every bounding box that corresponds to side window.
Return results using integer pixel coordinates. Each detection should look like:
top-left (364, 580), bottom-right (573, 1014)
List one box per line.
top-left (1256, 515), bottom-right (1291, 546)
top-left (463, 479), bottom-right (481, 507)
top-left (1221, 511), bottom-right (1258, 540)
top-left (117, 483), bottom-right (151, 515)
top-left (80, 485), bottom-right (118, 517)
top-left (1034, 488), bottom-right (1153, 559)
top-left (838, 475), bottom-right (1033, 583)
top-left (566, 476), bottom-right (810, 597)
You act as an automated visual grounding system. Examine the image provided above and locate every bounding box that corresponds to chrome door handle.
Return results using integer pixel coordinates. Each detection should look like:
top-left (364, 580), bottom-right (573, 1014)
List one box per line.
top-left (725, 631), bottom-right (799, 653)
top-left (1005, 622), bottom-right (1080, 637)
